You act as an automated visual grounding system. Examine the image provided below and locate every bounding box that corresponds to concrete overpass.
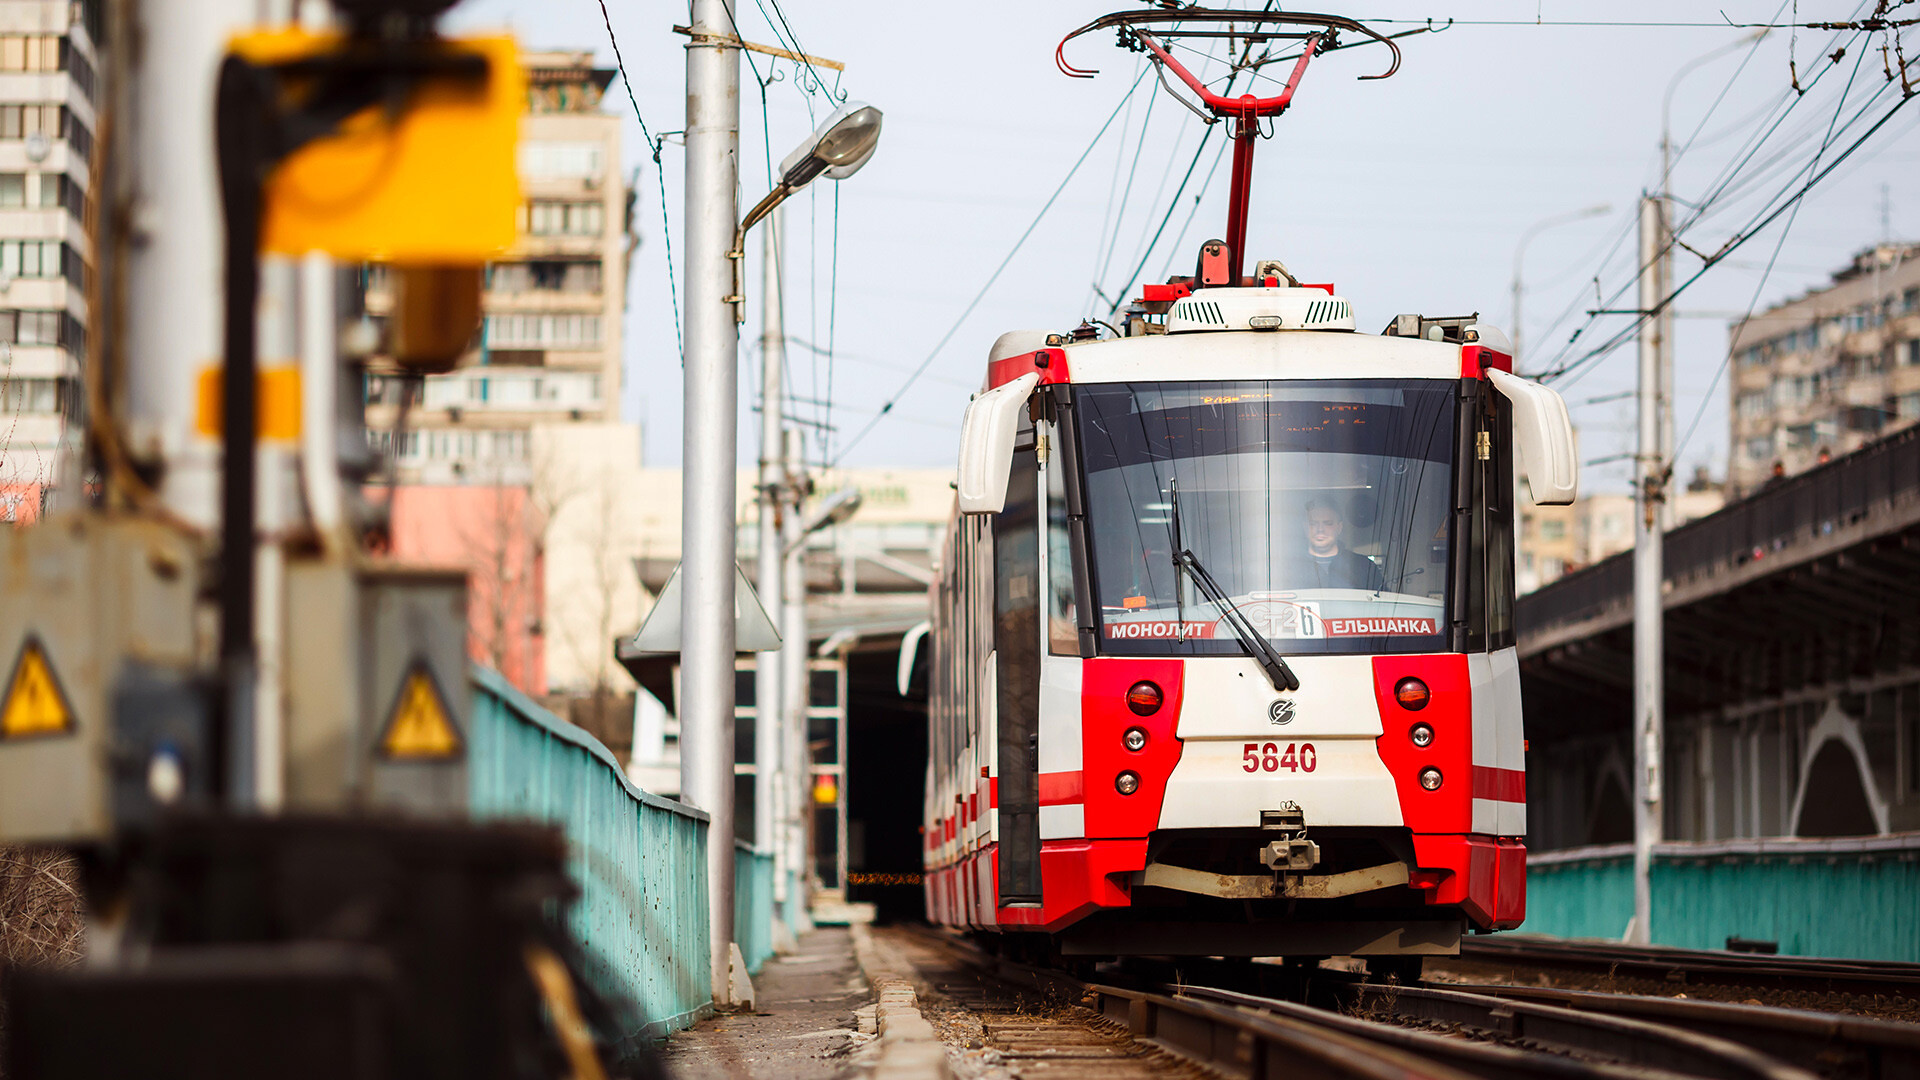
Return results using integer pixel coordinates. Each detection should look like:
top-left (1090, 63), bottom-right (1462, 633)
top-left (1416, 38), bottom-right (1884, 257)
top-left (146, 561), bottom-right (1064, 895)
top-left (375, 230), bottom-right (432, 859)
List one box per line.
top-left (1517, 423), bottom-right (1920, 850)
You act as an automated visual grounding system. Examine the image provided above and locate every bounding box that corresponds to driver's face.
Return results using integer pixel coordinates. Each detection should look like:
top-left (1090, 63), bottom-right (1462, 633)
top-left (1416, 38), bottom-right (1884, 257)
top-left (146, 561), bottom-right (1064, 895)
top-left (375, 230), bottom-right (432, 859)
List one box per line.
top-left (1306, 510), bottom-right (1341, 551)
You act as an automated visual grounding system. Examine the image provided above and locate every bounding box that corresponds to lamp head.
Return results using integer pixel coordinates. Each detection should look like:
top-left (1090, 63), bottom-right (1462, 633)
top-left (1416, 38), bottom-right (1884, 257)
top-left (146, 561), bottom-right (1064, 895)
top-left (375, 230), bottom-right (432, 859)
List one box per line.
top-left (802, 486), bottom-right (863, 535)
top-left (779, 102), bottom-right (883, 190)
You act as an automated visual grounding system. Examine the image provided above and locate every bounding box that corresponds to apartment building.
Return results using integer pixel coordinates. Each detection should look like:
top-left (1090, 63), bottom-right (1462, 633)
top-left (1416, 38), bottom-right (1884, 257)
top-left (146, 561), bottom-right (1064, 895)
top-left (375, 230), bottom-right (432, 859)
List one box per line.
top-left (0, 1), bottom-right (95, 523)
top-left (1518, 468), bottom-right (1725, 593)
top-left (1728, 243), bottom-right (1920, 497)
top-left (365, 50), bottom-right (627, 486)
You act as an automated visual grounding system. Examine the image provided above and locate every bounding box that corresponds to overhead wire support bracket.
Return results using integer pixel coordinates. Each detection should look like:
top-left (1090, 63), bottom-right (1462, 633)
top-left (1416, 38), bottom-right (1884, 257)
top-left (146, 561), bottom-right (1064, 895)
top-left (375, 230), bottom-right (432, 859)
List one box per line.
top-left (670, 24), bottom-right (846, 71)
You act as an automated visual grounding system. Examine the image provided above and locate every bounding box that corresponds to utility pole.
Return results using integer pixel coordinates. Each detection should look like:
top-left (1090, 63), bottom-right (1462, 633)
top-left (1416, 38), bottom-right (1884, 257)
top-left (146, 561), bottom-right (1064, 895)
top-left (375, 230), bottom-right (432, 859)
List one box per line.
top-left (681, 0), bottom-right (742, 1004)
top-left (1631, 193), bottom-right (1666, 945)
top-left (780, 432), bottom-right (812, 934)
top-left (755, 210), bottom-right (786, 903)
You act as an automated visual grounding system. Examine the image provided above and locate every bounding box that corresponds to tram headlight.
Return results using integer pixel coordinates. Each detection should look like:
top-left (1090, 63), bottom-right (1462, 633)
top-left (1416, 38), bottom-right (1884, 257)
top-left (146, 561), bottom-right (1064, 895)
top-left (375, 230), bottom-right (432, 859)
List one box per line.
top-left (1126, 681), bottom-right (1163, 716)
top-left (1123, 727), bottom-right (1148, 752)
top-left (1409, 723), bottom-right (1434, 748)
top-left (1115, 770), bottom-right (1141, 796)
top-left (1394, 677), bottom-right (1431, 711)
top-left (1418, 767), bottom-right (1443, 791)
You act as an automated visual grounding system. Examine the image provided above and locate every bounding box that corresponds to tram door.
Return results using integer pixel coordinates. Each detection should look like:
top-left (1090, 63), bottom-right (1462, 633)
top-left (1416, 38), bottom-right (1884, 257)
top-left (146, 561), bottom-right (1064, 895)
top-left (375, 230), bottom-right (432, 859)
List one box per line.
top-left (995, 415), bottom-right (1043, 905)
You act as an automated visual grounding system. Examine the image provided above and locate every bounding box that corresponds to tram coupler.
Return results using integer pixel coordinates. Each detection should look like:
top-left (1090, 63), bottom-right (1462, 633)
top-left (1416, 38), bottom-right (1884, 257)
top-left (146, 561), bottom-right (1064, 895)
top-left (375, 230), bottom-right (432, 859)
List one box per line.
top-left (1258, 806), bottom-right (1321, 873)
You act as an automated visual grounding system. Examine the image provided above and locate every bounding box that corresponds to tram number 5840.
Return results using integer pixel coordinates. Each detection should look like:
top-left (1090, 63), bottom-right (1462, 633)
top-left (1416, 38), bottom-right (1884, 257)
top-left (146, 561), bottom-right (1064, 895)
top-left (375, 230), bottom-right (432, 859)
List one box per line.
top-left (1242, 742), bottom-right (1316, 773)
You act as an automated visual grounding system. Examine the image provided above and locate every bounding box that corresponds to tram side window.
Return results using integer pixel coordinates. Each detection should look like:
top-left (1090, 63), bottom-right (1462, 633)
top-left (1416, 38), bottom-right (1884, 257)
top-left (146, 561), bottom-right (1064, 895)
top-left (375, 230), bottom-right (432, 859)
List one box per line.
top-left (1485, 395), bottom-right (1516, 648)
top-left (1458, 385), bottom-right (1515, 652)
top-left (1045, 423), bottom-right (1077, 656)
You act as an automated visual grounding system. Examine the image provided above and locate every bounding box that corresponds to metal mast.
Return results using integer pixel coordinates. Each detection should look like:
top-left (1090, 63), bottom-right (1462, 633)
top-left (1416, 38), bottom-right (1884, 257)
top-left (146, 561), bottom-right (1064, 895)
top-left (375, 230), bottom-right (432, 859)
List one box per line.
top-left (1631, 194), bottom-right (1666, 945)
top-left (755, 211), bottom-right (786, 889)
top-left (681, 0), bottom-right (742, 1004)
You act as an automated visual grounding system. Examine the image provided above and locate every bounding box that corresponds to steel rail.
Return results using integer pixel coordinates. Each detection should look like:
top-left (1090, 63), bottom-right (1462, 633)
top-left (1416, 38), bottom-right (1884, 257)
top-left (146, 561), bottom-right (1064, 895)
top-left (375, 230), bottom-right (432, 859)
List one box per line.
top-left (1177, 985), bottom-right (1706, 1080)
top-left (1457, 936), bottom-right (1920, 1000)
top-left (1331, 982), bottom-right (1826, 1080)
top-left (1453, 984), bottom-right (1920, 1080)
top-left (897, 926), bottom-right (1784, 1080)
top-left (1081, 983), bottom-right (1487, 1080)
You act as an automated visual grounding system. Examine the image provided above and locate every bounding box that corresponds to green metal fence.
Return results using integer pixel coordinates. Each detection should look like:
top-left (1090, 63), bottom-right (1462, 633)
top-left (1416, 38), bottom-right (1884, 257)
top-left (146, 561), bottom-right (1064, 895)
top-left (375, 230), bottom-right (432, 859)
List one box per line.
top-left (1525, 835), bottom-right (1920, 960)
top-left (734, 842), bottom-right (775, 975)
top-left (468, 666), bottom-right (713, 1040)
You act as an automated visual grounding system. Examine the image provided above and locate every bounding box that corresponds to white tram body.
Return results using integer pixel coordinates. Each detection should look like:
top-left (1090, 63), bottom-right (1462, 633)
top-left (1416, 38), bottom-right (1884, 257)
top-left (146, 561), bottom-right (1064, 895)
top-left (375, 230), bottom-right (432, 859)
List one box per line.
top-left (922, 280), bottom-right (1577, 959)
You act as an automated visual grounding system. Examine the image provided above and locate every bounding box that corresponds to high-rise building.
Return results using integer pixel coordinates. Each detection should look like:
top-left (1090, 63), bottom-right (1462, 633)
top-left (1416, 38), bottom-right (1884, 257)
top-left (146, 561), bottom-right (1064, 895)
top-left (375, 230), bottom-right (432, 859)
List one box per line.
top-left (364, 50), bottom-right (628, 486)
top-left (0, 2), bottom-right (97, 523)
top-left (1727, 243), bottom-right (1920, 497)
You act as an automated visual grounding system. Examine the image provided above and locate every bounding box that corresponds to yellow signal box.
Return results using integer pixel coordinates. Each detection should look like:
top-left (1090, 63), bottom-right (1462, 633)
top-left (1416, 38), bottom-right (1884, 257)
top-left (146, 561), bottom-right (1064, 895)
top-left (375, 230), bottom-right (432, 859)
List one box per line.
top-left (227, 30), bottom-right (523, 262)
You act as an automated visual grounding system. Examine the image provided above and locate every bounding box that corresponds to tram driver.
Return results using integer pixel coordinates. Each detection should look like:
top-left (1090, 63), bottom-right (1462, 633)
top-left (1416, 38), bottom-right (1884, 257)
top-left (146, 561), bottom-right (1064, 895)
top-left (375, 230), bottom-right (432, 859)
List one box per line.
top-left (1292, 497), bottom-right (1384, 591)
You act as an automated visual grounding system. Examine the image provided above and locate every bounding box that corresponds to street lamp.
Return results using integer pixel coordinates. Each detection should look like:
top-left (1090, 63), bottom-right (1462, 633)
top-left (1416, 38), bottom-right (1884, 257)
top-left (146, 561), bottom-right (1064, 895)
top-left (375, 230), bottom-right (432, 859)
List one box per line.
top-left (1511, 204), bottom-right (1611, 368)
top-left (736, 100), bottom-right (879, 949)
top-left (731, 103), bottom-right (884, 322)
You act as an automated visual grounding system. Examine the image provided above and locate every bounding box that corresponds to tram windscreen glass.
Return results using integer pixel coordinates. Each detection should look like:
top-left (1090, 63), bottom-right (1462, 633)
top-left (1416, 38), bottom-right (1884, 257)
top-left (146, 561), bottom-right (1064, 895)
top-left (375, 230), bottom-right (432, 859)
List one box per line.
top-left (1076, 379), bottom-right (1456, 656)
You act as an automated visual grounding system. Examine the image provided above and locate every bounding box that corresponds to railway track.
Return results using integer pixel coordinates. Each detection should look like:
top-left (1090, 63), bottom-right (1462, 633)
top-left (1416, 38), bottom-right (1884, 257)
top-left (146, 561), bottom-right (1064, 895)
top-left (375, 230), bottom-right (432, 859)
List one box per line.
top-left (1455, 936), bottom-right (1920, 1001)
top-left (883, 925), bottom-right (1920, 1080)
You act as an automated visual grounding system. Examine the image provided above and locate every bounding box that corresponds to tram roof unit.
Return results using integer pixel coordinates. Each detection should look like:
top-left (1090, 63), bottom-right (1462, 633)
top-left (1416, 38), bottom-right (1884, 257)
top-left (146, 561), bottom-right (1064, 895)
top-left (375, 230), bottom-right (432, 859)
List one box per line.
top-left (985, 311), bottom-right (1515, 390)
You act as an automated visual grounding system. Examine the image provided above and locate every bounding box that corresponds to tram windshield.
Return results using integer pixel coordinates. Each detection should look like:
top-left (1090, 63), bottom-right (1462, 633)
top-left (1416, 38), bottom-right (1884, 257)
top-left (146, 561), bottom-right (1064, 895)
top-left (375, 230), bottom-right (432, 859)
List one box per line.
top-left (1075, 379), bottom-right (1456, 656)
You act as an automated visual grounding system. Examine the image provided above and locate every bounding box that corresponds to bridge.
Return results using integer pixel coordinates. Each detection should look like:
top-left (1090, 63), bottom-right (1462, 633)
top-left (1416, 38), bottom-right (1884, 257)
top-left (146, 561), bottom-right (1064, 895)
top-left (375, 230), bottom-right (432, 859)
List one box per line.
top-left (1516, 423), bottom-right (1920, 929)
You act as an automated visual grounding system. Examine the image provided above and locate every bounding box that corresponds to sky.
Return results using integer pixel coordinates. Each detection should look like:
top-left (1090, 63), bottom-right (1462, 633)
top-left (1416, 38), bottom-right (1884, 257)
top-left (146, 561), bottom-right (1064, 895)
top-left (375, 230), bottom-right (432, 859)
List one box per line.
top-left (446, 0), bottom-right (1920, 497)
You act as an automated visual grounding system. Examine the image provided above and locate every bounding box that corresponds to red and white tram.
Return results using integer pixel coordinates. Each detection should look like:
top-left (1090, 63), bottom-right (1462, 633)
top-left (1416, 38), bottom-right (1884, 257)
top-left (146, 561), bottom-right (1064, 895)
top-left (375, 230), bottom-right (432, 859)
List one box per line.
top-left (921, 10), bottom-right (1579, 967)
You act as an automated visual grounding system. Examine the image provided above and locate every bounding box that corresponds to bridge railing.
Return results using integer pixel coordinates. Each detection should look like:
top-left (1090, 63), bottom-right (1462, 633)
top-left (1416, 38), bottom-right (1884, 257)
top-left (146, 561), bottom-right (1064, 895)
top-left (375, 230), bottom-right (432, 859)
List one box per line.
top-left (1519, 421), bottom-right (1920, 638)
top-left (1524, 834), bottom-right (1920, 960)
top-left (734, 841), bottom-right (775, 974)
top-left (468, 665), bottom-right (727, 1042)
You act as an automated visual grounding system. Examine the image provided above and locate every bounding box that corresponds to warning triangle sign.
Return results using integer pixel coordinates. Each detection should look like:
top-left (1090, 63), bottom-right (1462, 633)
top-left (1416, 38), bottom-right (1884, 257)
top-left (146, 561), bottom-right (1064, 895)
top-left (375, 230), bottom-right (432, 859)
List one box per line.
top-left (1, 636), bottom-right (75, 739)
top-left (378, 662), bottom-right (462, 760)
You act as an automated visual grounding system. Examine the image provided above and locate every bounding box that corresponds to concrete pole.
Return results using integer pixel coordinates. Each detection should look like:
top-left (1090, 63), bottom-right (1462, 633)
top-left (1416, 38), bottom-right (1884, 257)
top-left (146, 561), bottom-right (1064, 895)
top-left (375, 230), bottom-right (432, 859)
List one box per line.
top-left (781, 435), bottom-right (812, 933)
top-left (1631, 194), bottom-right (1666, 945)
top-left (680, 0), bottom-right (741, 1004)
top-left (755, 211), bottom-right (785, 878)
top-left (121, 0), bottom-right (255, 529)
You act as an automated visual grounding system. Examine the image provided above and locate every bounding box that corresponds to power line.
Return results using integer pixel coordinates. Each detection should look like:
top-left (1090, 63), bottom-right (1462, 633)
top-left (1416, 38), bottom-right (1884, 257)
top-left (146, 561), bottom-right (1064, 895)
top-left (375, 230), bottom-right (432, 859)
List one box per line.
top-left (831, 67), bottom-right (1151, 465)
top-left (1105, 125), bottom-right (1219, 316)
top-left (595, 0), bottom-right (682, 359)
top-left (1546, 45), bottom-right (1909, 389)
top-left (1532, 15), bottom-right (1881, 380)
top-left (1356, 16), bottom-right (1920, 29)
top-left (1670, 39), bottom-right (1872, 469)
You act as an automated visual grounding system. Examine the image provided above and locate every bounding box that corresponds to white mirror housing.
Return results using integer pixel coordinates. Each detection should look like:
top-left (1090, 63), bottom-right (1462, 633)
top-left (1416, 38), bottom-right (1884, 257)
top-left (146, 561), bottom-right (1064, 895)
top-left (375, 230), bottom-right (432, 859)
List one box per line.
top-left (956, 373), bottom-right (1038, 514)
top-left (1488, 369), bottom-right (1578, 506)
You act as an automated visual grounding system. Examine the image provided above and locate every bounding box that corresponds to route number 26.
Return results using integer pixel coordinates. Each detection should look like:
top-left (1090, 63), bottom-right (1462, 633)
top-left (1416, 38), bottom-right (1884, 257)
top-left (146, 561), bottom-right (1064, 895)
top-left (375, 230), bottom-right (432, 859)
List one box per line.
top-left (1242, 742), bottom-right (1316, 773)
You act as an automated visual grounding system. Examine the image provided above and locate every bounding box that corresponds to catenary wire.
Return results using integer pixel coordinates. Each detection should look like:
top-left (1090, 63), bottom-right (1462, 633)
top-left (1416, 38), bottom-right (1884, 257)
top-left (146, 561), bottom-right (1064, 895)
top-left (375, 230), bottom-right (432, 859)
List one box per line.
top-left (595, 0), bottom-right (681, 357)
top-left (830, 66), bottom-right (1151, 465)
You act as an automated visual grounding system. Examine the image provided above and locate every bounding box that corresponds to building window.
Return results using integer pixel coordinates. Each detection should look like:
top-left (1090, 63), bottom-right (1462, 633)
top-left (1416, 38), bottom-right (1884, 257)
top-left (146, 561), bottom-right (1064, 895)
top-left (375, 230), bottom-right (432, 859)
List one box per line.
top-left (518, 141), bottom-right (604, 180)
top-left (56, 38), bottom-right (94, 102)
top-left (484, 313), bottom-right (602, 349)
top-left (1898, 393), bottom-right (1920, 421)
top-left (487, 259), bottom-right (602, 294)
top-left (38, 173), bottom-right (84, 221)
top-left (1540, 519), bottom-right (1567, 541)
top-left (0, 36), bottom-right (61, 74)
top-left (1736, 390), bottom-right (1768, 419)
top-left (0, 240), bottom-right (76, 282)
top-left (1908, 340), bottom-right (1920, 368)
top-left (524, 201), bottom-right (605, 237)
top-left (0, 375), bottom-right (65, 414)
top-left (0, 105), bottom-right (91, 163)
top-left (1744, 435), bottom-right (1773, 461)
top-left (0, 309), bottom-right (84, 355)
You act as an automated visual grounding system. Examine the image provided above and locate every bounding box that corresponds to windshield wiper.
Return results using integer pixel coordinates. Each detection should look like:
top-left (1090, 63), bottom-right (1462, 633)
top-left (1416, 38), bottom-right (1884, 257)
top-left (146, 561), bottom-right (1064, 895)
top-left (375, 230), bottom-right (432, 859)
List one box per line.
top-left (1168, 481), bottom-right (1300, 692)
